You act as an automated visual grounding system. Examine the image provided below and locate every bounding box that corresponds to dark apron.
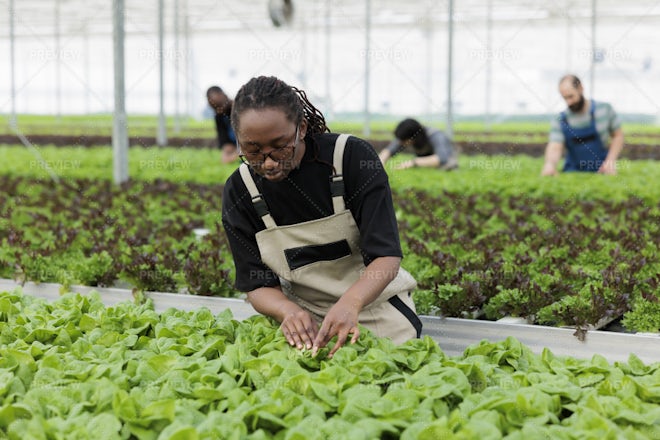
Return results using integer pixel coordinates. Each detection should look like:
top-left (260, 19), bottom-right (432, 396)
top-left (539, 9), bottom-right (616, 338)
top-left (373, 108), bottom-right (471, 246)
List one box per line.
top-left (561, 100), bottom-right (608, 172)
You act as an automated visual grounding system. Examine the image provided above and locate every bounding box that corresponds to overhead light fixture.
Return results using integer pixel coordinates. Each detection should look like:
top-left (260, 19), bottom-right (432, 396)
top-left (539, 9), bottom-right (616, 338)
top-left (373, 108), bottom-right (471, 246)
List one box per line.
top-left (268, 0), bottom-right (294, 27)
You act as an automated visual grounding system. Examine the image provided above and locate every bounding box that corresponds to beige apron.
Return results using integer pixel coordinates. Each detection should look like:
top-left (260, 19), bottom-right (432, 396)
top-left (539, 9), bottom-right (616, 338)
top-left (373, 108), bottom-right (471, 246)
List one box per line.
top-left (239, 134), bottom-right (421, 344)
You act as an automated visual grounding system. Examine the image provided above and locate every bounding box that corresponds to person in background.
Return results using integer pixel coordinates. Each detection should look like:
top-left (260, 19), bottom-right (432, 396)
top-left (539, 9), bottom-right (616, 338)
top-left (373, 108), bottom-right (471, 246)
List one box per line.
top-left (378, 118), bottom-right (458, 170)
top-left (222, 76), bottom-right (421, 359)
top-left (207, 85), bottom-right (239, 163)
top-left (541, 74), bottom-right (624, 176)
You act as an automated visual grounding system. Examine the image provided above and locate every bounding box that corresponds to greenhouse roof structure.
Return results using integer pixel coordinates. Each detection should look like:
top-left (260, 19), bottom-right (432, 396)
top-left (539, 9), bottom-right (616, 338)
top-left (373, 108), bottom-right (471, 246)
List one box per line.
top-left (4, 0), bottom-right (660, 182)
top-left (3, 0), bottom-right (660, 39)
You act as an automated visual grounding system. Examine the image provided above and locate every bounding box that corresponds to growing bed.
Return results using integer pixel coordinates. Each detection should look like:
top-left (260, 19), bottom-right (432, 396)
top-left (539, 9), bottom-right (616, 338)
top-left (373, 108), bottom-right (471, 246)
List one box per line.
top-left (2, 285), bottom-right (660, 439)
top-left (2, 148), bottom-right (660, 335)
top-left (2, 139), bottom-right (660, 438)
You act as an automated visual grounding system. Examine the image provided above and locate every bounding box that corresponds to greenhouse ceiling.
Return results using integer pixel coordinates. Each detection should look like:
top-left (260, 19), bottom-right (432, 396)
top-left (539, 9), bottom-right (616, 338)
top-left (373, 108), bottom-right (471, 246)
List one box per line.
top-left (3, 0), bottom-right (660, 39)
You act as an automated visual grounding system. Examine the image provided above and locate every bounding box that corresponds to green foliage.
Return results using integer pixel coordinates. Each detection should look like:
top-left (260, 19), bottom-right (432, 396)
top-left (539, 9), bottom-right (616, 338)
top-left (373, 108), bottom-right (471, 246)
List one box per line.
top-left (3, 113), bottom-right (658, 141)
top-left (179, 234), bottom-right (234, 297)
top-left (485, 288), bottom-right (537, 320)
top-left (393, 182), bottom-right (659, 332)
top-left (621, 298), bottom-right (660, 333)
top-left (412, 289), bottom-right (440, 315)
top-left (2, 289), bottom-right (660, 438)
top-left (0, 145), bottom-right (236, 183)
top-left (2, 143), bottom-right (660, 331)
top-left (0, 175), bottom-right (232, 295)
top-left (68, 250), bottom-right (116, 287)
top-left (0, 113), bottom-right (215, 138)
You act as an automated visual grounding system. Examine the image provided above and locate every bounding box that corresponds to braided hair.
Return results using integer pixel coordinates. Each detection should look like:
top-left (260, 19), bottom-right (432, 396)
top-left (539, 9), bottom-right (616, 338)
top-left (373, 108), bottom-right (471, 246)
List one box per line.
top-left (231, 76), bottom-right (329, 139)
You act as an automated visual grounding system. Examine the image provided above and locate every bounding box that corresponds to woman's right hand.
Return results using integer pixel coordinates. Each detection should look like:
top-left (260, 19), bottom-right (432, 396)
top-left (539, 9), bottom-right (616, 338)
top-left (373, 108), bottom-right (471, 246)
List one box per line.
top-left (280, 307), bottom-right (319, 350)
top-left (246, 286), bottom-right (319, 350)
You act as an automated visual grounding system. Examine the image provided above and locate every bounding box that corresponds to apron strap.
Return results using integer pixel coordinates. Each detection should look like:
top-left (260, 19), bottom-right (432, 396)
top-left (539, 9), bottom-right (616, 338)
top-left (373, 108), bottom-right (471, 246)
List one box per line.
top-left (331, 134), bottom-right (350, 213)
top-left (589, 99), bottom-right (596, 125)
top-left (238, 163), bottom-right (277, 229)
top-left (388, 294), bottom-right (423, 338)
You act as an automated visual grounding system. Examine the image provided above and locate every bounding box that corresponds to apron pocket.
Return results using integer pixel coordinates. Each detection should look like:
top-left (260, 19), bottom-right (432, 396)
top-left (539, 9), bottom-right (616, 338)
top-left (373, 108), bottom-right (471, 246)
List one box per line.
top-left (284, 239), bottom-right (352, 270)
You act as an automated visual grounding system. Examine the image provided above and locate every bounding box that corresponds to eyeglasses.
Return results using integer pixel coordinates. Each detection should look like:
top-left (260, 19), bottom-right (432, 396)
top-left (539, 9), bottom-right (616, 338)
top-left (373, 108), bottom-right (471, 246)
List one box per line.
top-left (238, 125), bottom-right (299, 165)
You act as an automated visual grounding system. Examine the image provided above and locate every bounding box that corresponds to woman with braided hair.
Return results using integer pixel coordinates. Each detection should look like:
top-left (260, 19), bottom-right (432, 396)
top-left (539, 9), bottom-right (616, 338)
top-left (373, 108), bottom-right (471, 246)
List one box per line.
top-left (221, 76), bottom-right (421, 358)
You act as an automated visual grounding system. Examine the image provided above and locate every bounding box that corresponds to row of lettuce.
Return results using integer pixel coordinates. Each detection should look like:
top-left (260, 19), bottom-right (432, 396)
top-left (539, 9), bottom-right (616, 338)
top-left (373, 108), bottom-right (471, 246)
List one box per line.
top-left (1, 289), bottom-right (660, 439)
top-left (2, 170), bottom-right (660, 334)
top-left (402, 189), bottom-right (660, 335)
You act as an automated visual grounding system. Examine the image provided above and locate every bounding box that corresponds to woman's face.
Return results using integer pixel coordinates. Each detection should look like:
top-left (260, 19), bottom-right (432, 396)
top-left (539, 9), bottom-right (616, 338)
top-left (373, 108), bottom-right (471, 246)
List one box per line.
top-left (236, 108), bottom-right (307, 182)
top-left (208, 90), bottom-right (230, 114)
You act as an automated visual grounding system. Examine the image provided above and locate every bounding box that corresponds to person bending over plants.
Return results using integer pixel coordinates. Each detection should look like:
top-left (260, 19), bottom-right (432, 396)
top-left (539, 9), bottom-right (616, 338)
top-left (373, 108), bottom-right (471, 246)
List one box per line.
top-left (207, 85), bottom-right (239, 164)
top-left (378, 118), bottom-right (458, 170)
top-left (221, 76), bottom-right (421, 358)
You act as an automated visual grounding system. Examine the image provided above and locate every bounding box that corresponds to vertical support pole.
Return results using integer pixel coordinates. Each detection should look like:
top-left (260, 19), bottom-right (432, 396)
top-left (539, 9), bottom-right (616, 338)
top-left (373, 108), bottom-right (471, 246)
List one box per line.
top-left (363, 0), bottom-right (371, 137)
top-left (9, 0), bottom-right (17, 128)
top-left (55, 0), bottom-right (62, 118)
top-left (324, 0), bottom-right (332, 120)
top-left (590, 0), bottom-right (597, 95)
top-left (157, 0), bottom-right (167, 146)
top-left (113, 0), bottom-right (129, 184)
top-left (446, 0), bottom-right (454, 139)
top-left (485, 0), bottom-right (492, 130)
top-left (174, 0), bottom-right (181, 133)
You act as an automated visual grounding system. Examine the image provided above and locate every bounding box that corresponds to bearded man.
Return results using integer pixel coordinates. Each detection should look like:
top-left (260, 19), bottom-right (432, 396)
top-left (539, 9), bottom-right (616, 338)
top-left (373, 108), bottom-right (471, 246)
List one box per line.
top-left (541, 74), bottom-right (624, 175)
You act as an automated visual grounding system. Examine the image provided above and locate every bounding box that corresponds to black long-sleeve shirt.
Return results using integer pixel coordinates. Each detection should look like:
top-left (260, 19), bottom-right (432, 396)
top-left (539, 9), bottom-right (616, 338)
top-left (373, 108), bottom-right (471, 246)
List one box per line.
top-left (222, 133), bottom-right (403, 292)
top-left (214, 113), bottom-right (236, 149)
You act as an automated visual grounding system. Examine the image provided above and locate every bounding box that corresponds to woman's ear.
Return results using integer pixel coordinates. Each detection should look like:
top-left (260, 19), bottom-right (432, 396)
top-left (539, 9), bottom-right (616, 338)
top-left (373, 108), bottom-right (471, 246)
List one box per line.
top-left (299, 118), bottom-right (309, 139)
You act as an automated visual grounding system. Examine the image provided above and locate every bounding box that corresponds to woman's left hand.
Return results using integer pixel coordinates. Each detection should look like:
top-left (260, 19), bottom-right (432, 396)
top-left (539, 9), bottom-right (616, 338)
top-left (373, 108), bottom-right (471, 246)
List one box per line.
top-left (311, 300), bottom-right (360, 358)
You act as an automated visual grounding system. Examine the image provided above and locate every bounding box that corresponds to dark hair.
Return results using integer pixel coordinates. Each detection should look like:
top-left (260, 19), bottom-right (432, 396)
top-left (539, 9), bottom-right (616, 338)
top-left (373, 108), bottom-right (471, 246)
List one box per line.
top-left (559, 74), bottom-right (581, 89)
top-left (231, 76), bottom-right (329, 140)
top-left (394, 118), bottom-right (428, 150)
top-left (206, 85), bottom-right (224, 98)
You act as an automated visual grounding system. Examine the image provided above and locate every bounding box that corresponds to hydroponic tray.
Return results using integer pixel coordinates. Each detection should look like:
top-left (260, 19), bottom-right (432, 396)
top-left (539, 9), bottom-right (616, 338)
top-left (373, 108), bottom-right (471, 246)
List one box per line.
top-left (2, 279), bottom-right (658, 364)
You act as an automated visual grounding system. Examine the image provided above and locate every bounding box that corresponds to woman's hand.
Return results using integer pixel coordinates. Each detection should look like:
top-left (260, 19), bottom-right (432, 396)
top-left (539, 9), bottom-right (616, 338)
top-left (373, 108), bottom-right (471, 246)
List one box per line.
top-left (311, 299), bottom-right (360, 358)
top-left (310, 256), bottom-right (402, 358)
top-left (246, 286), bottom-right (318, 350)
top-left (281, 307), bottom-right (319, 350)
